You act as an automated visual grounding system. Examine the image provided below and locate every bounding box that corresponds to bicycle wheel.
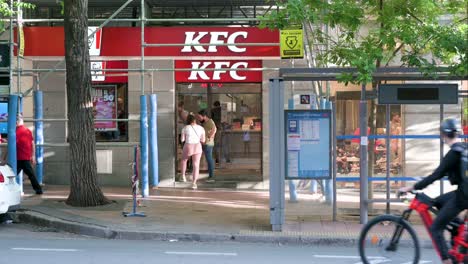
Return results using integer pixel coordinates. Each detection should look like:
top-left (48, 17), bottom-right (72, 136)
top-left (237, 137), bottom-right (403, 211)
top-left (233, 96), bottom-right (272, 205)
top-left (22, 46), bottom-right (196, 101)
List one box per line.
top-left (359, 214), bottom-right (420, 264)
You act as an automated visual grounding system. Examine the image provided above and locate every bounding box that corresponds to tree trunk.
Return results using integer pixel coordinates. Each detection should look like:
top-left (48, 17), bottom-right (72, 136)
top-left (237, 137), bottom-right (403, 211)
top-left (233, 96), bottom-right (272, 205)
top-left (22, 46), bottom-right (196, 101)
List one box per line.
top-left (64, 0), bottom-right (109, 207)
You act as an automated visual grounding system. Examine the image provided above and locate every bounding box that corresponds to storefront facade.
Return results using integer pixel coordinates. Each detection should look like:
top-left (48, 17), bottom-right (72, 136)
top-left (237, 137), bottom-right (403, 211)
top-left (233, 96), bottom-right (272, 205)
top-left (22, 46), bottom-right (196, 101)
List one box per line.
top-left (17, 26), bottom-right (281, 187)
top-left (6, 25), bottom-right (467, 189)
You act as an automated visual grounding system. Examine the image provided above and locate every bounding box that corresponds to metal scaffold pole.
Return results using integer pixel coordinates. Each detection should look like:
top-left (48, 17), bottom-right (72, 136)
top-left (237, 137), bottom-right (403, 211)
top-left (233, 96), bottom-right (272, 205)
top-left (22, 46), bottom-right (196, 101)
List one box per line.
top-left (140, 0), bottom-right (149, 197)
top-left (359, 83), bottom-right (369, 224)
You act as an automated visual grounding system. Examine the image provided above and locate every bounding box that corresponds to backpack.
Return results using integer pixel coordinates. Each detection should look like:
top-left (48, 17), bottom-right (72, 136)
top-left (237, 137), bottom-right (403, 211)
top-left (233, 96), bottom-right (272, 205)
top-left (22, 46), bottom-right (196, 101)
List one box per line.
top-left (453, 142), bottom-right (468, 199)
top-left (462, 143), bottom-right (467, 182)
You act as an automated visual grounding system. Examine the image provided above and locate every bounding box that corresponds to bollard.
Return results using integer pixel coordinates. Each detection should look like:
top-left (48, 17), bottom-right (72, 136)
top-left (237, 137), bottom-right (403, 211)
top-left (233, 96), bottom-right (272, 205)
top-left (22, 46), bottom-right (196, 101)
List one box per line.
top-left (8, 95), bottom-right (18, 181)
top-left (34, 91), bottom-right (44, 184)
top-left (148, 94), bottom-right (159, 188)
top-left (140, 95), bottom-right (149, 197)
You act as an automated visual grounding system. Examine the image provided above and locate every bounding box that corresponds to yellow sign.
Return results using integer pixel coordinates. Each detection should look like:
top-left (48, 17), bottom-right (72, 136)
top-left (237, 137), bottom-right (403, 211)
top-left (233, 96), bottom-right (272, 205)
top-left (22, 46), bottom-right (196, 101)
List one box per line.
top-left (280, 29), bottom-right (304, 59)
top-left (19, 25), bottom-right (25, 57)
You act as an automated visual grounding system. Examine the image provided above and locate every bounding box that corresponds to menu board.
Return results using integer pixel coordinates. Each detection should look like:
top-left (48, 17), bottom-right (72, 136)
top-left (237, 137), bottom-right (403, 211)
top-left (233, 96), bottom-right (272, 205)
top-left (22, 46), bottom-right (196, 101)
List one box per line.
top-left (92, 85), bottom-right (117, 131)
top-left (285, 110), bottom-right (331, 179)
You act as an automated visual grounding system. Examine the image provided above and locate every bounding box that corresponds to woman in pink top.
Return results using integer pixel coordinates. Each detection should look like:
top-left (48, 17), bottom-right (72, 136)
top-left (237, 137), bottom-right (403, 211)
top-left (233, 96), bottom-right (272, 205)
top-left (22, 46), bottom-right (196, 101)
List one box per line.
top-left (180, 114), bottom-right (205, 189)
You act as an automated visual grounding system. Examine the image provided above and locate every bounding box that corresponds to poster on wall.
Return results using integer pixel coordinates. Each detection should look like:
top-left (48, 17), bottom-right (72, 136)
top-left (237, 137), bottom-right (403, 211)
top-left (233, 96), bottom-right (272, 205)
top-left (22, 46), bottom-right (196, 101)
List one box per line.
top-left (92, 85), bottom-right (117, 131)
top-left (285, 110), bottom-right (331, 179)
top-left (0, 98), bottom-right (8, 134)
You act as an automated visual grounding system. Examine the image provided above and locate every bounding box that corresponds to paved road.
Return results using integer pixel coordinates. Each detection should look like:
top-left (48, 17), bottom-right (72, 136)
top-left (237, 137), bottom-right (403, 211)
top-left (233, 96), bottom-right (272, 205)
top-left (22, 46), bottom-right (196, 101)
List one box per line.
top-left (0, 223), bottom-right (440, 264)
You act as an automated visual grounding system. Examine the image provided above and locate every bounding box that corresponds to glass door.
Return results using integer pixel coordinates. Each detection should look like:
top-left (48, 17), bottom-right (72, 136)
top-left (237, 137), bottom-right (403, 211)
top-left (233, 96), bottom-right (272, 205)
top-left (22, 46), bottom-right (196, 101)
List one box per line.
top-left (177, 83), bottom-right (262, 182)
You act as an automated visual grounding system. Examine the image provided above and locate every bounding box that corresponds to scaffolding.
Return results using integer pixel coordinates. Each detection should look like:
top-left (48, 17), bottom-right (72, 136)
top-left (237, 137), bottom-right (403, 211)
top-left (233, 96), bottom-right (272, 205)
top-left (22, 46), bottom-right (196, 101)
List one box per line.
top-left (2, 0), bottom-right (280, 198)
top-left (2, 0), bottom-right (467, 226)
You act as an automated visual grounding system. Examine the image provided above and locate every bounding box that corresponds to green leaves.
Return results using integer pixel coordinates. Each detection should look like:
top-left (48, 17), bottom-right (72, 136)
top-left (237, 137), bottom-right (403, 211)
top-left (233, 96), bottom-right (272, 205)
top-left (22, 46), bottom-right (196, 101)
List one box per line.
top-left (261, 0), bottom-right (468, 84)
top-left (0, 1), bottom-right (33, 34)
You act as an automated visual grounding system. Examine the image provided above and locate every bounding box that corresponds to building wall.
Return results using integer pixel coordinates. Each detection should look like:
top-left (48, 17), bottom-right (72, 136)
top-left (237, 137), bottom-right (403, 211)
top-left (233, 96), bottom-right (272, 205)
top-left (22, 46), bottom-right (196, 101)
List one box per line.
top-left (32, 61), bottom-right (68, 185)
top-left (28, 58), bottom-right (467, 189)
top-left (128, 60), bottom-right (176, 187)
top-left (252, 59), bottom-right (281, 189)
top-left (35, 58), bottom-right (284, 188)
top-left (36, 60), bottom-right (134, 186)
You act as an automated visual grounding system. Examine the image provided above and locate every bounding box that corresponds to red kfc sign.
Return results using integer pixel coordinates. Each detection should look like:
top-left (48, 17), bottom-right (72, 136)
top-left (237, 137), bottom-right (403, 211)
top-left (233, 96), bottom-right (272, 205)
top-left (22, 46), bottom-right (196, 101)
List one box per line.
top-left (18, 27), bottom-right (280, 57)
top-left (175, 60), bottom-right (262, 83)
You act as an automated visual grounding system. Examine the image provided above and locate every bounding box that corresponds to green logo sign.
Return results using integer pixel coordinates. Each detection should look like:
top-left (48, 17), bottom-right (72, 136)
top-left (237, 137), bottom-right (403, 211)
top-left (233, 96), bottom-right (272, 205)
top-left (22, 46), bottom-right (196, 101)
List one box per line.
top-left (280, 29), bottom-right (304, 59)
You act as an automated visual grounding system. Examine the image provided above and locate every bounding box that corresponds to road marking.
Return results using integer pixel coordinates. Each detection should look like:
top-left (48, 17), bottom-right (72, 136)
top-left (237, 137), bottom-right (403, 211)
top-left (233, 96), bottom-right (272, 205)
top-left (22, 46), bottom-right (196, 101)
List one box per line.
top-left (165, 251), bottom-right (237, 256)
top-left (314, 255), bottom-right (385, 259)
top-left (353, 259), bottom-right (432, 264)
top-left (401, 262), bottom-right (432, 264)
top-left (12, 248), bottom-right (80, 252)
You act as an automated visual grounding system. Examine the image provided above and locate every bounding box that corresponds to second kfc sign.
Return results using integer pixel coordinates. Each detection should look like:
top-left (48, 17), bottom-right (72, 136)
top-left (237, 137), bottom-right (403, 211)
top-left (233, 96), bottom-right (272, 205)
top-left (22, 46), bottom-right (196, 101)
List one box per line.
top-left (175, 60), bottom-right (262, 82)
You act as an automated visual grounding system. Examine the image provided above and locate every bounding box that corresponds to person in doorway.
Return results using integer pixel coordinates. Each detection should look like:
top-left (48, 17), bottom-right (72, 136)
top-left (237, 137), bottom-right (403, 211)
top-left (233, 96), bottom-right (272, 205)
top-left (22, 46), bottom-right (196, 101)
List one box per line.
top-left (180, 114), bottom-right (205, 190)
top-left (243, 130), bottom-right (250, 155)
top-left (177, 101), bottom-right (192, 176)
top-left (240, 100), bottom-right (249, 113)
top-left (211, 101), bottom-right (222, 129)
top-left (198, 109), bottom-right (216, 182)
top-left (177, 101), bottom-right (189, 145)
top-left (16, 115), bottom-right (43, 195)
top-left (211, 101), bottom-right (222, 165)
top-left (116, 97), bottom-right (127, 139)
top-left (221, 122), bottom-right (232, 163)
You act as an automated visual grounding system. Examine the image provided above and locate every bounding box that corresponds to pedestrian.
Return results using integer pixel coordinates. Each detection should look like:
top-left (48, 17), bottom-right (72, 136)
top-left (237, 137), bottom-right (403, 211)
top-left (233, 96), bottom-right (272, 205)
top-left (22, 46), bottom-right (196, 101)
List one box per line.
top-left (177, 101), bottom-right (192, 176)
top-left (197, 109), bottom-right (216, 182)
top-left (463, 119), bottom-right (468, 143)
top-left (211, 101), bottom-right (222, 165)
top-left (16, 115), bottom-right (43, 195)
top-left (243, 130), bottom-right (250, 155)
top-left (177, 101), bottom-right (189, 144)
top-left (180, 114), bottom-right (205, 189)
top-left (221, 122), bottom-right (231, 163)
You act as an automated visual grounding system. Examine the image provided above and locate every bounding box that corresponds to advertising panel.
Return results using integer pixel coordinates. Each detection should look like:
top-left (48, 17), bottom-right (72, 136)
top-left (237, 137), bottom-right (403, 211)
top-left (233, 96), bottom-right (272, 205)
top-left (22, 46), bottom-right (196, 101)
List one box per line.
top-left (92, 85), bottom-right (117, 131)
top-left (285, 110), bottom-right (331, 179)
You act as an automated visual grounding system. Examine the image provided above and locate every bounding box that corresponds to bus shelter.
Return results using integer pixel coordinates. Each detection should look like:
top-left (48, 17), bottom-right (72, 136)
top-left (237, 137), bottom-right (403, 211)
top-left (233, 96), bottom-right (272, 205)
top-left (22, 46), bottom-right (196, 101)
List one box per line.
top-left (269, 67), bottom-right (467, 230)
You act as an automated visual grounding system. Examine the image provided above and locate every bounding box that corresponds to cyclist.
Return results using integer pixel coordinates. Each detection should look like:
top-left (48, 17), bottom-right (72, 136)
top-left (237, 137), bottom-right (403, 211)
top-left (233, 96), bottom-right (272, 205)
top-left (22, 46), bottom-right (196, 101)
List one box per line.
top-left (399, 118), bottom-right (467, 264)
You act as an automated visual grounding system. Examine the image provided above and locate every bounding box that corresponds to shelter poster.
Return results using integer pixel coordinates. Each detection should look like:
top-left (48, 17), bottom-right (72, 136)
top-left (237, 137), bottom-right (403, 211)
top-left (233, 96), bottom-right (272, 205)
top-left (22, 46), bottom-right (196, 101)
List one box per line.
top-left (92, 85), bottom-right (117, 131)
top-left (285, 110), bottom-right (331, 179)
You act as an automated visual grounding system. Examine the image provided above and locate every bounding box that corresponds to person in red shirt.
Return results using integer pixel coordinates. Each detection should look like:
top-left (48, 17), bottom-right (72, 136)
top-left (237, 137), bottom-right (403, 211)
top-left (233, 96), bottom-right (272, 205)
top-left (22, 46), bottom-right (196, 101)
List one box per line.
top-left (463, 119), bottom-right (468, 142)
top-left (16, 115), bottom-right (43, 195)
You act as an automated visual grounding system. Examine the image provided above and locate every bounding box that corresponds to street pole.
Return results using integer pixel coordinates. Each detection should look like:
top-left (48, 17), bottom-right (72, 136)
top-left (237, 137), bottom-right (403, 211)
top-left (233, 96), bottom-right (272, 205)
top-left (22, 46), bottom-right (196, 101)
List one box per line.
top-left (360, 83), bottom-right (368, 224)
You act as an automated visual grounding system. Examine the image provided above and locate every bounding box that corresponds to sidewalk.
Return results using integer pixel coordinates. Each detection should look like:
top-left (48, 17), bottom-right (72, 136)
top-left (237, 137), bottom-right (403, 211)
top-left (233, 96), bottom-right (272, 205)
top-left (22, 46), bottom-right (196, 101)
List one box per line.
top-left (14, 185), bottom-right (432, 246)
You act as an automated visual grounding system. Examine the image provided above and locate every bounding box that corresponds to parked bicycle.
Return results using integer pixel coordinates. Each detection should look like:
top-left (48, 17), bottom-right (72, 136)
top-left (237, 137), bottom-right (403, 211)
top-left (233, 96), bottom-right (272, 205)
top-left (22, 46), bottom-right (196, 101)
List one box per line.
top-left (358, 191), bottom-right (468, 264)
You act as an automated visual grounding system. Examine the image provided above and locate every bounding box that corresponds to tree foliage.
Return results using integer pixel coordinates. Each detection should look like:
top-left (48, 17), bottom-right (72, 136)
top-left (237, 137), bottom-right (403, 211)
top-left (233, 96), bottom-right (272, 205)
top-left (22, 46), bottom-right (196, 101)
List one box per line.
top-left (0, 1), bottom-right (34, 32)
top-left (262, 0), bottom-right (468, 84)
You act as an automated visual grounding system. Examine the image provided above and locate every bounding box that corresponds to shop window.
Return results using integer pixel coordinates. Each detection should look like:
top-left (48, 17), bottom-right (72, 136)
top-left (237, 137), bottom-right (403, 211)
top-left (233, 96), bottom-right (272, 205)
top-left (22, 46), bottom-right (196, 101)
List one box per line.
top-left (92, 84), bottom-right (128, 142)
top-left (335, 91), bottom-right (402, 176)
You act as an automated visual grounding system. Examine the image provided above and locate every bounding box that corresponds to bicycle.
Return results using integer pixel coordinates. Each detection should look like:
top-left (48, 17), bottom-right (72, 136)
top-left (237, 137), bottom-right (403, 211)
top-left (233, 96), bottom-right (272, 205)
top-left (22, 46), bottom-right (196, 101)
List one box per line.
top-left (358, 191), bottom-right (468, 264)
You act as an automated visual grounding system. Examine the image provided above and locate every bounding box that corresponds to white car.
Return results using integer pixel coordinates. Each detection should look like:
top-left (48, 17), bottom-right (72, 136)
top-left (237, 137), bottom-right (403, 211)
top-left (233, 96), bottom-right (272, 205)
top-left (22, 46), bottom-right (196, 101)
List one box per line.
top-left (0, 165), bottom-right (21, 215)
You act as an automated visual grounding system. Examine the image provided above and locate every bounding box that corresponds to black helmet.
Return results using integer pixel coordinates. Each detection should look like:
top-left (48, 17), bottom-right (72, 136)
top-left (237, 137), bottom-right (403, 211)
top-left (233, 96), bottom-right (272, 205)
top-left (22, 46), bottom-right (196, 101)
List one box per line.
top-left (440, 118), bottom-right (461, 138)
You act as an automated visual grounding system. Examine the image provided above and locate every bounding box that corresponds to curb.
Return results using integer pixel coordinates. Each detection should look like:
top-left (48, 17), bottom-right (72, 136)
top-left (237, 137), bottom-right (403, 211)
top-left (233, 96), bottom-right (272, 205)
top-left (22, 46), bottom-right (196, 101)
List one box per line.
top-left (15, 210), bottom-right (433, 248)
